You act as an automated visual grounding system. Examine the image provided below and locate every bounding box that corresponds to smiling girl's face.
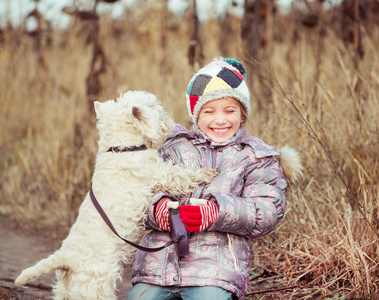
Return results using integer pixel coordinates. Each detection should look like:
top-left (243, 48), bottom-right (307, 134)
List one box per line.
top-left (197, 97), bottom-right (244, 143)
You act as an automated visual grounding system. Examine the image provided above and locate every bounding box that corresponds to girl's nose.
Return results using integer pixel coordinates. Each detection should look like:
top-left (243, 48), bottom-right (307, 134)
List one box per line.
top-left (214, 112), bottom-right (226, 124)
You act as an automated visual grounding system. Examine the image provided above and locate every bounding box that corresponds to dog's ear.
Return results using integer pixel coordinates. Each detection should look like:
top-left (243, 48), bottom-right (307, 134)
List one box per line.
top-left (94, 101), bottom-right (102, 119)
top-left (132, 106), bottom-right (142, 121)
top-left (130, 105), bottom-right (162, 145)
top-left (94, 100), bottom-right (115, 119)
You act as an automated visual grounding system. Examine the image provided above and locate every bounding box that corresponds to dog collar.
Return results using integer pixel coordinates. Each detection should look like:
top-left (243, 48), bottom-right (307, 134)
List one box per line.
top-left (107, 145), bottom-right (147, 152)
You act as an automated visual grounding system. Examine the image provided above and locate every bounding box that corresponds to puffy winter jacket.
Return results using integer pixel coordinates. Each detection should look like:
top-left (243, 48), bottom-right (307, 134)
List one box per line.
top-left (131, 125), bottom-right (288, 299)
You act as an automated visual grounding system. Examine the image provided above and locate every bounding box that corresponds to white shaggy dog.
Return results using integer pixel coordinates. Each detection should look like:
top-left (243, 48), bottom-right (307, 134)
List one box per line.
top-left (15, 91), bottom-right (217, 300)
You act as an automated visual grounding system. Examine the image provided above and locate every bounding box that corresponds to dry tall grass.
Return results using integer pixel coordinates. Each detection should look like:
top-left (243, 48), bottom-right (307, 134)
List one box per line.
top-left (1, 3), bottom-right (378, 299)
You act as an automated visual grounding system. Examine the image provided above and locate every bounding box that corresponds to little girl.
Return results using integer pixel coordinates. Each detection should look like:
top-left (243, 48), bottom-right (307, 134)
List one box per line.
top-left (127, 57), bottom-right (302, 300)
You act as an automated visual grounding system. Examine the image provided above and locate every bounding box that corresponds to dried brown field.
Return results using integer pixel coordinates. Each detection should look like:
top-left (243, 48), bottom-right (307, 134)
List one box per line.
top-left (1, 3), bottom-right (378, 299)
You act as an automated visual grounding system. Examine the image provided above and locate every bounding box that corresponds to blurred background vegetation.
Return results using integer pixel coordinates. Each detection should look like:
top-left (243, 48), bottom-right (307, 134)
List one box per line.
top-left (1, 0), bottom-right (378, 298)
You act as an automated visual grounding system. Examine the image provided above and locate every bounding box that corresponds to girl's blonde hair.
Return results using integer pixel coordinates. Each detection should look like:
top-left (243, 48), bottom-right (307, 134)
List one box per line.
top-left (236, 100), bottom-right (252, 127)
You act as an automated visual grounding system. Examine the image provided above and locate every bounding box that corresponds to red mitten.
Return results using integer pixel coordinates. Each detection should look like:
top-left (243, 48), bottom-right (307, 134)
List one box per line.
top-left (155, 198), bottom-right (178, 231)
top-left (179, 199), bottom-right (219, 232)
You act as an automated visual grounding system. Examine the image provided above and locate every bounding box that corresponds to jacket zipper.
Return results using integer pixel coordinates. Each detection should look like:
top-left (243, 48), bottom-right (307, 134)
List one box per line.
top-left (210, 147), bottom-right (218, 169)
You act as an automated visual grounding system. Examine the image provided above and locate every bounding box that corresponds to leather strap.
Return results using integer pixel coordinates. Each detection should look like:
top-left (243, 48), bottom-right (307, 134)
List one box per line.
top-left (89, 184), bottom-right (181, 252)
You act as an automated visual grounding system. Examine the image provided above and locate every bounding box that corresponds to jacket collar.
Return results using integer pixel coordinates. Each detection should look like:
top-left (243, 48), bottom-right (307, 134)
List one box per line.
top-left (168, 124), bottom-right (279, 158)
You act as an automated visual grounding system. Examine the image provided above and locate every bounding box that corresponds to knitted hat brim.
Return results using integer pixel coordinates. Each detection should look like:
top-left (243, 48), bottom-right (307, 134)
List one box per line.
top-left (190, 89), bottom-right (251, 124)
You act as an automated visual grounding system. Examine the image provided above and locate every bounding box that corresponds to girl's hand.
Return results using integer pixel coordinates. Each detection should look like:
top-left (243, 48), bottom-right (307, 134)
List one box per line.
top-left (179, 198), bottom-right (219, 232)
top-left (155, 198), bottom-right (179, 231)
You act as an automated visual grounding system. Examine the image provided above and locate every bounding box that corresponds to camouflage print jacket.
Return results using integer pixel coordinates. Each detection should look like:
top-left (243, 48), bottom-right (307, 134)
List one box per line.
top-left (131, 125), bottom-right (288, 300)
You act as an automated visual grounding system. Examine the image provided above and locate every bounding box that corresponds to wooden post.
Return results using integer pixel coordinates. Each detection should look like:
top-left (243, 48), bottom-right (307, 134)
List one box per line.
top-left (24, 0), bottom-right (48, 92)
top-left (252, 0), bottom-right (260, 60)
top-left (353, 0), bottom-right (363, 69)
top-left (265, 0), bottom-right (274, 64)
top-left (242, 0), bottom-right (261, 61)
top-left (188, 0), bottom-right (203, 69)
top-left (352, 0), bottom-right (363, 94)
top-left (286, 1), bottom-right (299, 82)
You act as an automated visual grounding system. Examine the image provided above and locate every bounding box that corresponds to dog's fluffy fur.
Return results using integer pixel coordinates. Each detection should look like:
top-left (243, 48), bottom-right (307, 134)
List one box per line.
top-left (15, 91), bottom-right (217, 300)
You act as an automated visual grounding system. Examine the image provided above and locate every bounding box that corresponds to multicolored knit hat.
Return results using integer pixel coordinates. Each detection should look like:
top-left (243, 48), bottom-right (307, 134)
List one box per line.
top-left (186, 56), bottom-right (251, 123)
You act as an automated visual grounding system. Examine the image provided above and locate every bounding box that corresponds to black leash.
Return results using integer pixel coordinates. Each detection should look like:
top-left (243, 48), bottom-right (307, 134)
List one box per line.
top-left (89, 184), bottom-right (182, 252)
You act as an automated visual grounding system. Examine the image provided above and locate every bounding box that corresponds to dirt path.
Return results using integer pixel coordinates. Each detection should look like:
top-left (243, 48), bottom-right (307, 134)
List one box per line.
top-left (0, 215), bottom-right (132, 300)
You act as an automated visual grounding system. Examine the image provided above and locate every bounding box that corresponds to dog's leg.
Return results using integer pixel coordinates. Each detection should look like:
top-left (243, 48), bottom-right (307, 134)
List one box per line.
top-left (155, 164), bottom-right (217, 195)
top-left (52, 269), bottom-right (72, 300)
top-left (57, 265), bottom-right (119, 300)
top-left (15, 252), bottom-right (65, 286)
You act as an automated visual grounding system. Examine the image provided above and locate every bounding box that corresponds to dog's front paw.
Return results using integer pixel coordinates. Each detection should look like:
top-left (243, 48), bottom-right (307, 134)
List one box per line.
top-left (197, 169), bottom-right (218, 183)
